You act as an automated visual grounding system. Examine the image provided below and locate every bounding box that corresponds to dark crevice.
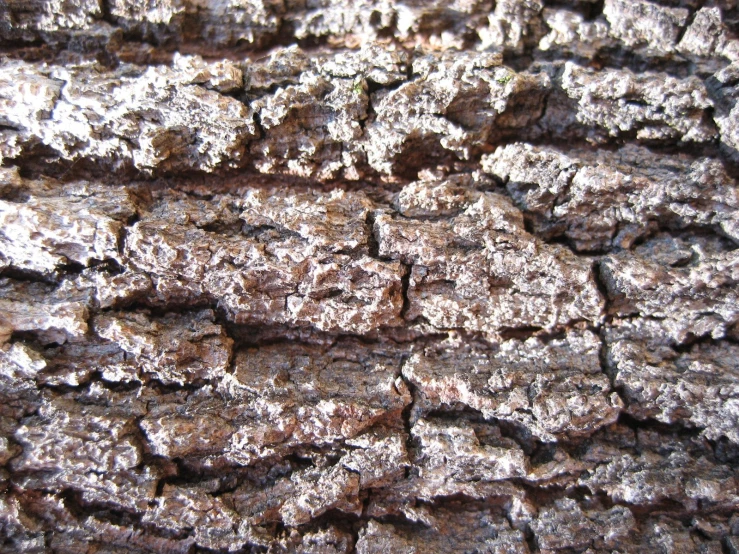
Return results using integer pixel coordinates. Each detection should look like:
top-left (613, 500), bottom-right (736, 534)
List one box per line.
top-left (671, 332), bottom-right (726, 353)
top-left (98, 0), bottom-right (115, 26)
top-left (616, 412), bottom-right (705, 440)
top-left (398, 369), bottom-right (416, 462)
top-left (674, 6), bottom-right (698, 47)
top-left (542, 0), bottom-right (604, 21)
top-left (0, 266), bottom-right (61, 286)
top-left (591, 259), bottom-right (612, 309)
top-left (60, 488), bottom-right (144, 524)
top-left (399, 265), bottom-right (412, 321)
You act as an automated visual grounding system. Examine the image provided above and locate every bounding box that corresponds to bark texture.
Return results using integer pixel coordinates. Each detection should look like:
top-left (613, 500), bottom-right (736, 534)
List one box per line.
top-left (1, 0), bottom-right (739, 552)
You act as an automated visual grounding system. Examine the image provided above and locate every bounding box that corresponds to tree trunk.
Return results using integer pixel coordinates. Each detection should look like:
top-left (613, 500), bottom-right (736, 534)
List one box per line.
top-left (1, 1), bottom-right (739, 552)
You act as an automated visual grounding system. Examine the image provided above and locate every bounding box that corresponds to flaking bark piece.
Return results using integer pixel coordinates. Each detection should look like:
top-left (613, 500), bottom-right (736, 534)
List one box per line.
top-left (555, 62), bottom-right (717, 143)
top-left (356, 507), bottom-right (528, 554)
top-left (139, 341), bottom-right (410, 464)
top-left (375, 188), bottom-right (603, 335)
top-left (0, 169), bottom-right (137, 273)
top-left (402, 329), bottom-right (621, 441)
top-left (125, 190), bottom-right (405, 333)
top-left (94, 309), bottom-right (233, 386)
top-left (600, 233), bottom-right (739, 343)
top-left (483, 143), bottom-right (739, 251)
top-left (0, 278), bottom-right (89, 345)
top-left (606, 317), bottom-right (739, 443)
top-left (11, 394), bottom-right (158, 513)
top-left (0, 59), bottom-right (256, 173)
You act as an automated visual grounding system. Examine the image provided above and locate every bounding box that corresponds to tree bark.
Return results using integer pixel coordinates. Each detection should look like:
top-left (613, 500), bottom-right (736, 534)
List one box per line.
top-left (1, 1), bottom-right (739, 552)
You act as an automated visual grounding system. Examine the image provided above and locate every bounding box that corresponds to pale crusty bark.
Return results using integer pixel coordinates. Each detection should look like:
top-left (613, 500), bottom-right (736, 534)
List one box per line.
top-left (2, 1), bottom-right (739, 553)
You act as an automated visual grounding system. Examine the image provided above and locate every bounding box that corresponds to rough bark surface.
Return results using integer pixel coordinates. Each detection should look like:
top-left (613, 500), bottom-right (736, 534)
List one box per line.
top-left (1, 1), bottom-right (739, 553)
